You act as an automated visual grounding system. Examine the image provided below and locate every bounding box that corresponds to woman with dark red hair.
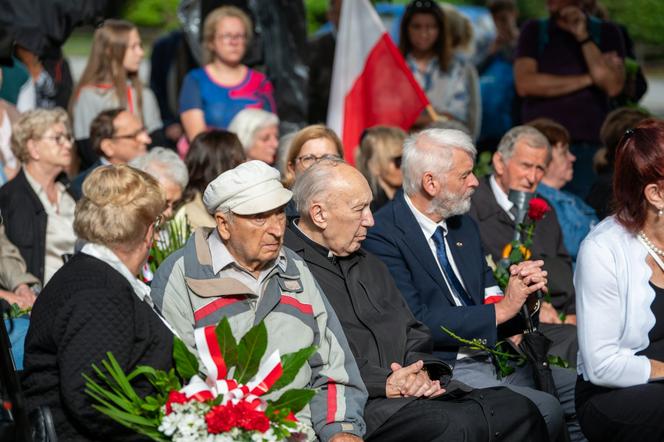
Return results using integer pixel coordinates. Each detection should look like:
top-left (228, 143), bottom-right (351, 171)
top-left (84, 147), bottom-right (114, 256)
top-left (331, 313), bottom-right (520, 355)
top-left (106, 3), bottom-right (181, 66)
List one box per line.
top-left (575, 118), bottom-right (664, 441)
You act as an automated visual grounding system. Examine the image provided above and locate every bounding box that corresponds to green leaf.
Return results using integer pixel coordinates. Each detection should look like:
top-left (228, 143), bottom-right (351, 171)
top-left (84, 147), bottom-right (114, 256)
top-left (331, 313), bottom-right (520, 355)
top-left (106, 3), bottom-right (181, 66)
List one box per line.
top-left (235, 321), bottom-right (268, 384)
top-left (173, 336), bottom-right (199, 380)
top-left (266, 388), bottom-right (316, 416)
top-left (215, 317), bottom-right (238, 371)
top-left (102, 354), bottom-right (142, 403)
top-left (91, 405), bottom-right (164, 440)
top-left (548, 355), bottom-right (570, 369)
top-left (267, 346), bottom-right (317, 394)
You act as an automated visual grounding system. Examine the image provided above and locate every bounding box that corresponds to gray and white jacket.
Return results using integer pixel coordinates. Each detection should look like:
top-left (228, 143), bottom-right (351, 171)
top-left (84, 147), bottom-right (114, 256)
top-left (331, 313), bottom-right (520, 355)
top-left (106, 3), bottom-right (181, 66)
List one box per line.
top-left (151, 228), bottom-right (367, 441)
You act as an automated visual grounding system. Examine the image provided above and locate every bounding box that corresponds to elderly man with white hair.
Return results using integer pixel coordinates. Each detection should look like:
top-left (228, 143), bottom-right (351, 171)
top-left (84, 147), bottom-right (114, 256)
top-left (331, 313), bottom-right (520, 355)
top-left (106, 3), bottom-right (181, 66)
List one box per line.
top-left (363, 128), bottom-right (584, 441)
top-left (150, 160), bottom-right (367, 442)
top-left (130, 147), bottom-right (188, 219)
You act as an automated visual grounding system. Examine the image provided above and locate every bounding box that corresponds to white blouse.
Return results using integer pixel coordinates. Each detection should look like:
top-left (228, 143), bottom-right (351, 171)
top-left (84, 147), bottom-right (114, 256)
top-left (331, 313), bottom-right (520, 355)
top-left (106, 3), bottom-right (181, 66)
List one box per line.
top-left (575, 216), bottom-right (654, 387)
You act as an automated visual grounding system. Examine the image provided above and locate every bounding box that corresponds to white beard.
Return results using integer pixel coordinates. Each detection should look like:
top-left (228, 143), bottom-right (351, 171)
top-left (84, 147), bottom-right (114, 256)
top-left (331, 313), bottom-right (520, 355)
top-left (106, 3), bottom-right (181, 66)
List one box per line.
top-left (429, 188), bottom-right (474, 219)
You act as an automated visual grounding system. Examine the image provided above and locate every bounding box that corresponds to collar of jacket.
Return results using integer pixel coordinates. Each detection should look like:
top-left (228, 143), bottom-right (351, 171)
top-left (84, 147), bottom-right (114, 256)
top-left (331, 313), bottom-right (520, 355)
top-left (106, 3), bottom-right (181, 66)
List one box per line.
top-left (284, 223), bottom-right (365, 276)
top-left (182, 227), bottom-right (303, 298)
top-left (471, 176), bottom-right (516, 226)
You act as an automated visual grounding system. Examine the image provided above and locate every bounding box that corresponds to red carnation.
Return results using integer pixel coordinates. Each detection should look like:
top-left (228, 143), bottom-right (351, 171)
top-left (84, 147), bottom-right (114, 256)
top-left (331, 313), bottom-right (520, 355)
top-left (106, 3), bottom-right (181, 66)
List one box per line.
top-left (206, 404), bottom-right (236, 434)
top-left (233, 402), bottom-right (271, 433)
top-left (165, 390), bottom-right (188, 415)
top-left (527, 198), bottom-right (550, 221)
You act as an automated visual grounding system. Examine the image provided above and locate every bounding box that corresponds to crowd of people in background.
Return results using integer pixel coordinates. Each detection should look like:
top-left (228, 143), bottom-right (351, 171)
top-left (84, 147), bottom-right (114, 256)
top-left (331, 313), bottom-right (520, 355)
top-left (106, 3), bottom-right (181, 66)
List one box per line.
top-left (1, 0), bottom-right (663, 440)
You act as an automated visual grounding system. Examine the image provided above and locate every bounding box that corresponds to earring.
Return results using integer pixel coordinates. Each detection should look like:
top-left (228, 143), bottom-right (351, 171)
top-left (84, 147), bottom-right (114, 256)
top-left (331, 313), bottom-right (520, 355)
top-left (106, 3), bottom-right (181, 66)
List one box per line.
top-left (659, 208), bottom-right (664, 217)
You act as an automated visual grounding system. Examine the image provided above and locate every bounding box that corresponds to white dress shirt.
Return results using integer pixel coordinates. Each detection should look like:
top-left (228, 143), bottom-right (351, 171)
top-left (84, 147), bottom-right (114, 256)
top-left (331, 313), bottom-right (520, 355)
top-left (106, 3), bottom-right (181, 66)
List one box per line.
top-left (489, 174), bottom-right (514, 220)
top-left (404, 193), bottom-right (466, 306)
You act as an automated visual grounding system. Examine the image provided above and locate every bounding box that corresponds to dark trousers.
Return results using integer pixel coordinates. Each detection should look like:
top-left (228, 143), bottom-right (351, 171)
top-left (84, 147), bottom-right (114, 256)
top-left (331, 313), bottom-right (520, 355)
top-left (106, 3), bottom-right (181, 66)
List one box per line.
top-left (366, 386), bottom-right (548, 442)
top-left (576, 376), bottom-right (664, 441)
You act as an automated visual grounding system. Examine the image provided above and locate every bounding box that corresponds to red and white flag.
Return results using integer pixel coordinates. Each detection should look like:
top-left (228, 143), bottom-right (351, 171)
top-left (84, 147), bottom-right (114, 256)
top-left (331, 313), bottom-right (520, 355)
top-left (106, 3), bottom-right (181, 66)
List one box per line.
top-left (327, 0), bottom-right (430, 164)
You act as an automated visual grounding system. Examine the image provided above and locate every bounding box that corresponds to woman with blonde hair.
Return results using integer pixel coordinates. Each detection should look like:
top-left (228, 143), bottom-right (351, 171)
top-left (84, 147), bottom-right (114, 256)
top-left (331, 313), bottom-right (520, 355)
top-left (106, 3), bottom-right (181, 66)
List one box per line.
top-left (70, 19), bottom-right (162, 169)
top-left (179, 6), bottom-right (276, 142)
top-left (282, 124), bottom-right (343, 188)
top-left (0, 108), bottom-right (77, 286)
top-left (355, 126), bottom-right (406, 212)
top-left (22, 165), bottom-right (175, 441)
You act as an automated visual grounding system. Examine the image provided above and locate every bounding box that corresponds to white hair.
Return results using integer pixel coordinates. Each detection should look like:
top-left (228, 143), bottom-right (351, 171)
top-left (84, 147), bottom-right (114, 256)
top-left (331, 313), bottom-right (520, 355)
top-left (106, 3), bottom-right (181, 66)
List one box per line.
top-left (402, 128), bottom-right (476, 196)
top-left (292, 157), bottom-right (345, 218)
top-left (129, 147), bottom-right (189, 190)
top-left (497, 125), bottom-right (551, 162)
top-left (228, 108), bottom-right (280, 151)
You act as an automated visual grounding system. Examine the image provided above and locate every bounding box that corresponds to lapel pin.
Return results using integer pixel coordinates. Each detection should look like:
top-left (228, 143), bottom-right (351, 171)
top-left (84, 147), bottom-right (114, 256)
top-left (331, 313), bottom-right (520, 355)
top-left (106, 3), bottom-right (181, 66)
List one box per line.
top-left (456, 242), bottom-right (463, 247)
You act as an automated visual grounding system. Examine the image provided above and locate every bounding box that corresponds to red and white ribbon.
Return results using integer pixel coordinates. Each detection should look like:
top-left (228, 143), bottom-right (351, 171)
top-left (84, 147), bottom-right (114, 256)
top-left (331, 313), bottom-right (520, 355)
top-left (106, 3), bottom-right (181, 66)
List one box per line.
top-left (179, 325), bottom-right (283, 410)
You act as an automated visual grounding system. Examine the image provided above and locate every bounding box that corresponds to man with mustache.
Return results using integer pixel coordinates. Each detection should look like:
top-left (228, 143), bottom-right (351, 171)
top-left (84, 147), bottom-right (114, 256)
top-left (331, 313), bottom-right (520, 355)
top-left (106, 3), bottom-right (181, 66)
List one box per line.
top-left (364, 128), bottom-right (583, 441)
top-left (284, 157), bottom-right (549, 441)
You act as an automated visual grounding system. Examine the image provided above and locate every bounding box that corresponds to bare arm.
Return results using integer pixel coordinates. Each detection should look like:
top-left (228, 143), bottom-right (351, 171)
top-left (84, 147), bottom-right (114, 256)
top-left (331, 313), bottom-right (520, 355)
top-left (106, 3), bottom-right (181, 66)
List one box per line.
top-left (558, 6), bottom-right (625, 97)
top-left (180, 109), bottom-right (206, 141)
top-left (514, 57), bottom-right (593, 98)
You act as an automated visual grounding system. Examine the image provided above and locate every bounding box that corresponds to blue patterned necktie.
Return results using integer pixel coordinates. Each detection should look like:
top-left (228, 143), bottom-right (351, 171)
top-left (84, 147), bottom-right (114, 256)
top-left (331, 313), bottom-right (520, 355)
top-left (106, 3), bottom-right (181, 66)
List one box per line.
top-left (431, 226), bottom-right (474, 306)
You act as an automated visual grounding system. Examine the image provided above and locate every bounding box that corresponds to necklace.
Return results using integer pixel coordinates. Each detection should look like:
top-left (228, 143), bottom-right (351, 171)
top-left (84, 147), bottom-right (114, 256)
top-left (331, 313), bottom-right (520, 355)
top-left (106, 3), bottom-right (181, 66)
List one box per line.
top-left (639, 231), bottom-right (664, 257)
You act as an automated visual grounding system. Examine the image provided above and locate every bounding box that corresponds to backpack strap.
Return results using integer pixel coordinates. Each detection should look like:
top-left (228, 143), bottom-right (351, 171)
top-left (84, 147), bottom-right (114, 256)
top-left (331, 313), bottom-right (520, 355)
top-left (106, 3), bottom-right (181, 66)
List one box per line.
top-left (537, 18), bottom-right (549, 56)
top-left (537, 15), bottom-right (603, 56)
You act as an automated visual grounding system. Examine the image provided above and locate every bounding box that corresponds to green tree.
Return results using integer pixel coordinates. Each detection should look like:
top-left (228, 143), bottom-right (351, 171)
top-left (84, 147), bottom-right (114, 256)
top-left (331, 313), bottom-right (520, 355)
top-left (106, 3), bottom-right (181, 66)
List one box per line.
top-left (123, 0), bottom-right (179, 29)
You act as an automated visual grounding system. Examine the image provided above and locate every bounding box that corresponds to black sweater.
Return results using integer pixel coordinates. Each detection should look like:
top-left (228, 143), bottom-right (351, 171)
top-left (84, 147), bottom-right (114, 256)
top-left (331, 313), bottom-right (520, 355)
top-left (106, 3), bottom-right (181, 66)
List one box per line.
top-left (21, 253), bottom-right (174, 441)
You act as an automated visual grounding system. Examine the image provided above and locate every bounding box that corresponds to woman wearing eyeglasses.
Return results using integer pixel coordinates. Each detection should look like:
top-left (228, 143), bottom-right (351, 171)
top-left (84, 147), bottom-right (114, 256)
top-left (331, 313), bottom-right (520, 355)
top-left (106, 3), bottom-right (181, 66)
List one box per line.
top-left (22, 165), bottom-right (175, 441)
top-left (281, 125), bottom-right (344, 218)
top-left (355, 126), bottom-right (406, 213)
top-left (0, 108), bottom-right (76, 286)
top-left (179, 6), bottom-right (276, 143)
top-left (70, 20), bottom-right (162, 171)
top-left (575, 119), bottom-right (664, 441)
top-left (400, 0), bottom-right (481, 139)
top-left (282, 124), bottom-right (344, 188)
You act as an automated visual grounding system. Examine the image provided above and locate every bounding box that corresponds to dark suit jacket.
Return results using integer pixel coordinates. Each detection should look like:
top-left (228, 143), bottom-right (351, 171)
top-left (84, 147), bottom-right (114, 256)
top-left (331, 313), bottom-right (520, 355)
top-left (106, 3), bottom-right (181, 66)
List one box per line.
top-left (284, 224), bottom-right (452, 435)
top-left (364, 192), bottom-right (521, 363)
top-left (70, 158), bottom-right (103, 200)
top-left (468, 177), bottom-right (575, 313)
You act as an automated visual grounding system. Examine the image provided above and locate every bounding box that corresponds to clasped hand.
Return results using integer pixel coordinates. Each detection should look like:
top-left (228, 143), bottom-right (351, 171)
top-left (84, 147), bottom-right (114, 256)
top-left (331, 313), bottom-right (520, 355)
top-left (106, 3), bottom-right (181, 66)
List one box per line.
top-left (496, 260), bottom-right (548, 324)
top-left (385, 360), bottom-right (446, 399)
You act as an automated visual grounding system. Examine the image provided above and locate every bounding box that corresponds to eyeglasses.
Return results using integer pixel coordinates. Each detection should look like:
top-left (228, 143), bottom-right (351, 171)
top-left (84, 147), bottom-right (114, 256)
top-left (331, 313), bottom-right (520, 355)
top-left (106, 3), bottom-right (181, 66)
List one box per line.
top-left (41, 133), bottom-right (74, 146)
top-left (296, 154), bottom-right (341, 169)
top-left (391, 155), bottom-right (402, 169)
top-left (216, 33), bottom-right (248, 43)
top-left (113, 126), bottom-right (147, 140)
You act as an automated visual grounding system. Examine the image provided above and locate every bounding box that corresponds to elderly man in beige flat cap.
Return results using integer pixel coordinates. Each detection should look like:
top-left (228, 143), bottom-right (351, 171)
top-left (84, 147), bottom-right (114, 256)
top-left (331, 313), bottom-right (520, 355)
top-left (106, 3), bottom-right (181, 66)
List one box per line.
top-left (151, 160), bottom-right (367, 442)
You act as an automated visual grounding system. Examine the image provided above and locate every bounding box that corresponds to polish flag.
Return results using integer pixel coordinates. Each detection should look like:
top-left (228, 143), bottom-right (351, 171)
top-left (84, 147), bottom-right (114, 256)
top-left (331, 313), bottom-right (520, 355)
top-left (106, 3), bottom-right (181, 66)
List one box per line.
top-left (327, 0), bottom-right (430, 164)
